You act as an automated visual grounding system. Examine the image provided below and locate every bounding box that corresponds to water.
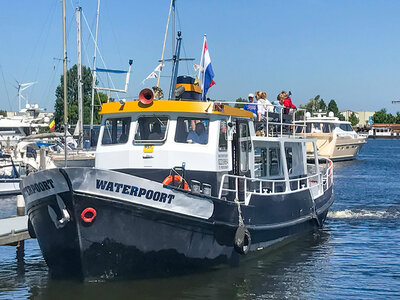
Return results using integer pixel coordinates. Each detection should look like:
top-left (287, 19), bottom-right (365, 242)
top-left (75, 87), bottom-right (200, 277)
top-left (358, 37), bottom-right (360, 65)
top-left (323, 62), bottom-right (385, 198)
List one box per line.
top-left (1, 139), bottom-right (399, 299)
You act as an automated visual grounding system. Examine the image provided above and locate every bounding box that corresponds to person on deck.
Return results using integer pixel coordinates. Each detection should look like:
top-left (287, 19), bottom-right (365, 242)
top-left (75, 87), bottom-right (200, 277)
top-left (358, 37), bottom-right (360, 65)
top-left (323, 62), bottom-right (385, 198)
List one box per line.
top-left (281, 91), bottom-right (297, 114)
top-left (255, 91), bottom-right (273, 121)
top-left (243, 93), bottom-right (258, 118)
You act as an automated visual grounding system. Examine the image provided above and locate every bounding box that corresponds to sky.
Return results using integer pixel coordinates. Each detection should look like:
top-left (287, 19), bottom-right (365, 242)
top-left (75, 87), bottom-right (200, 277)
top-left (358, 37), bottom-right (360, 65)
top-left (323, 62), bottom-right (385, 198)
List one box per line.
top-left (0, 0), bottom-right (399, 114)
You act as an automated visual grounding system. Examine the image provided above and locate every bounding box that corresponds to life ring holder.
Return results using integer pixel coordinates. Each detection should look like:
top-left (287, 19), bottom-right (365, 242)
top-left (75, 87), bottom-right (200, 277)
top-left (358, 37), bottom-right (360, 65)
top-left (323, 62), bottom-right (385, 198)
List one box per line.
top-left (162, 174), bottom-right (189, 191)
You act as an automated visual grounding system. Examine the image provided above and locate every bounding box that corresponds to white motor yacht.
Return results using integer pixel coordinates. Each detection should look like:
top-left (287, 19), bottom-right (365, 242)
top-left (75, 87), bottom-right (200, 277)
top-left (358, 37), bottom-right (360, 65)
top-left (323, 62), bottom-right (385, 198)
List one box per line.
top-left (295, 112), bottom-right (367, 161)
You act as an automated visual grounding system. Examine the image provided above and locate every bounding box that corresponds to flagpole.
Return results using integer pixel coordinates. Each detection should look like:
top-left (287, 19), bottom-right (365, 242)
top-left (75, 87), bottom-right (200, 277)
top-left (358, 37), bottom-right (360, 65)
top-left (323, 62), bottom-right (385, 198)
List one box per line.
top-left (157, 0), bottom-right (174, 88)
top-left (198, 34), bottom-right (206, 80)
top-left (200, 35), bottom-right (206, 101)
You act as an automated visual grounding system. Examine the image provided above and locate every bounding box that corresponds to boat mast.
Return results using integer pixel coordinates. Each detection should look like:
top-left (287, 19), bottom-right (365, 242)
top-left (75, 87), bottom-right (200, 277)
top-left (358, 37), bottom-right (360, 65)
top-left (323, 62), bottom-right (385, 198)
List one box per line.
top-left (62, 0), bottom-right (68, 166)
top-left (168, 31), bottom-right (182, 100)
top-left (156, 0), bottom-right (174, 89)
top-left (76, 6), bottom-right (83, 149)
top-left (90, 0), bottom-right (100, 146)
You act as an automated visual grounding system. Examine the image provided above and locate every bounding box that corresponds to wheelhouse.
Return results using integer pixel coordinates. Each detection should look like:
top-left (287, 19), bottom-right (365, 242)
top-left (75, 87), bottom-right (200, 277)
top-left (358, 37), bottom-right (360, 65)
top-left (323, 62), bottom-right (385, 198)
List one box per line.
top-left (96, 99), bottom-right (332, 201)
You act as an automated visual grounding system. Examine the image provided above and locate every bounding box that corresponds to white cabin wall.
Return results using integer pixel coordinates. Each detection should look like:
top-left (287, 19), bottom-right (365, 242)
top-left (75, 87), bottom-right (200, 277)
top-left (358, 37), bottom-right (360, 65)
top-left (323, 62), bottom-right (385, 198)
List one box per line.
top-left (96, 113), bottom-right (229, 172)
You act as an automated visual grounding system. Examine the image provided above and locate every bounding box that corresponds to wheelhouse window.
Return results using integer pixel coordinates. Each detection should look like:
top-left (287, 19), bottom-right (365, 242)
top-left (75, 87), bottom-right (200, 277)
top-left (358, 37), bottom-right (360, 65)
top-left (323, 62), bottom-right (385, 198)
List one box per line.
top-left (218, 120), bottom-right (228, 151)
top-left (134, 116), bottom-right (169, 143)
top-left (338, 123), bottom-right (354, 132)
top-left (322, 123), bottom-right (330, 133)
top-left (175, 117), bottom-right (209, 144)
top-left (312, 123), bottom-right (321, 133)
top-left (101, 117), bottom-right (131, 145)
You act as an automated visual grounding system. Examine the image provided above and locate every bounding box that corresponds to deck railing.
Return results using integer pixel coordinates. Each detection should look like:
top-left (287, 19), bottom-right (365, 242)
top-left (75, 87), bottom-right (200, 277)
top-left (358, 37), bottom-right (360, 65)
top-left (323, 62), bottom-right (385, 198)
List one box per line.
top-left (218, 157), bottom-right (333, 204)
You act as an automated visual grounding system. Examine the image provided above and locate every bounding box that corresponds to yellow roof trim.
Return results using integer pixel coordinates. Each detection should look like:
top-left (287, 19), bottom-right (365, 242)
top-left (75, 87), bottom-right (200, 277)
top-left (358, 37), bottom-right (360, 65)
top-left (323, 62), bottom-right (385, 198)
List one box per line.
top-left (99, 100), bottom-right (253, 118)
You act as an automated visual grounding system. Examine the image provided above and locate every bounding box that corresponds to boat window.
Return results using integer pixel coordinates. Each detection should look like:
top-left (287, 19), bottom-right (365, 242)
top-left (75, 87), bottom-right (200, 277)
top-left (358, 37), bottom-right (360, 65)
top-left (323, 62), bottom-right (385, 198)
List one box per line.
top-left (306, 123), bottom-right (311, 133)
top-left (322, 123), bottom-right (330, 133)
top-left (269, 148), bottom-right (281, 176)
top-left (175, 117), bottom-right (209, 144)
top-left (312, 123), bottom-right (321, 133)
top-left (134, 116), bottom-right (169, 143)
top-left (329, 123), bottom-right (336, 132)
top-left (285, 147), bottom-right (293, 174)
top-left (254, 142), bottom-right (282, 178)
top-left (239, 122), bottom-right (250, 172)
top-left (218, 120), bottom-right (228, 151)
top-left (101, 117), bottom-right (131, 145)
top-left (295, 125), bottom-right (303, 133)
top-left (339, 123), bottom-right (354, 132)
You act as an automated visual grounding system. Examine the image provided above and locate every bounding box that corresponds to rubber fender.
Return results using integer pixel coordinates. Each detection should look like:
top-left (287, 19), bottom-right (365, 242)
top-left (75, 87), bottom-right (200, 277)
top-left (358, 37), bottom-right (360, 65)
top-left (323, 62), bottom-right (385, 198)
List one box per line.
top-left (234, 226), bottom-right (251, 255)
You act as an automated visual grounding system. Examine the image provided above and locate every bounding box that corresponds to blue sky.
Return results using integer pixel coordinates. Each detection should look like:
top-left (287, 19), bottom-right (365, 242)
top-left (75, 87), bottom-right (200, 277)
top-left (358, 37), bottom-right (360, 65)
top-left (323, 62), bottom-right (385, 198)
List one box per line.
top-left (0, 0), bottom-right (399, 114)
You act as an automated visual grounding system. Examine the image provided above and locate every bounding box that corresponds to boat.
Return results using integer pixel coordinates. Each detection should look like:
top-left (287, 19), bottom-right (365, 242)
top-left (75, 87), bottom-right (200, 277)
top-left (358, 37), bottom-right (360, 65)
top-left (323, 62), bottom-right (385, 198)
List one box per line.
top-left (20, 87), bottom-right (334, 279)
top-left (0, 153), bottom-right (22, 196)
top-left (368, 124), bottom-right (400, 139)
top-left (0, 104), bottom-right (51, 148)
top-left (294, 112), bottom-right (367, 161)
top-left (20, 0), bottom-right (334, 280)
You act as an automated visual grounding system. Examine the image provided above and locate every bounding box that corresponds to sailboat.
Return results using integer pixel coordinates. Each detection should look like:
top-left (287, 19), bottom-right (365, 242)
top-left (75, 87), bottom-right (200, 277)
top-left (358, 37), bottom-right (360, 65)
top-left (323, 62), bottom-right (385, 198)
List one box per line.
top-left (20, 0), bottom-right (334, 280)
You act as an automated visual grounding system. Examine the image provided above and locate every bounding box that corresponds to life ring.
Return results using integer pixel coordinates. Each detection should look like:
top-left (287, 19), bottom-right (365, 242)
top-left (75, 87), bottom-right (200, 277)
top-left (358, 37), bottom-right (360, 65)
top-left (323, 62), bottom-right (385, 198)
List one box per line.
top-left (162, 175), bottom-right (189, 190)
top-left (234, 226), bottom-right (251, 255)
top-left (81, 207), bottom-right (97, 223)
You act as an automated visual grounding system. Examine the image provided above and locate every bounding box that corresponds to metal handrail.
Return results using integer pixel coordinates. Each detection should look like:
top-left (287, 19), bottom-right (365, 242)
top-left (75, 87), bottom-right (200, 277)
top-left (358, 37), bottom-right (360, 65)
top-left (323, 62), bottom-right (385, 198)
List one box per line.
top-left (218, 158), bottom-right (333, 203)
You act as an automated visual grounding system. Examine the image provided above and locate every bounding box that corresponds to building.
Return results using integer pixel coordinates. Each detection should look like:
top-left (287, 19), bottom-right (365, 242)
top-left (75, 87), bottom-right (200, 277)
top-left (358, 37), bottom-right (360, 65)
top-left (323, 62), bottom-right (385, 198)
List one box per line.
top-left (356, 111), bottom-right (375, 127)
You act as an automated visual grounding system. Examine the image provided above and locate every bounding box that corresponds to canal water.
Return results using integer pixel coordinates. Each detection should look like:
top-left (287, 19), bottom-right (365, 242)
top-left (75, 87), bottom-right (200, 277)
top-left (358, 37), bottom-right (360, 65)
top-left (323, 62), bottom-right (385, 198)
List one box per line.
top-left (0, 139), bottom-right (399, 299)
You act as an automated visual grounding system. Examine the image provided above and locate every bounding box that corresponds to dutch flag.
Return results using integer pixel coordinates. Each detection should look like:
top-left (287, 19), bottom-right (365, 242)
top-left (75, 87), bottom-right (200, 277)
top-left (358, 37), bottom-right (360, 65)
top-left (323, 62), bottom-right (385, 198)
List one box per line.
top-left (201, 36), bottom-right (215, 101)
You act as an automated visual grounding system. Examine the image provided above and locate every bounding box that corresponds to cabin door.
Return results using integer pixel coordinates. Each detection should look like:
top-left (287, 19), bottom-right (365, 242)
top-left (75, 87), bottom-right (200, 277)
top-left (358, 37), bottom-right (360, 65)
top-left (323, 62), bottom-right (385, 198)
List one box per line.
top-left (232, 120), bottom-right (251, 177)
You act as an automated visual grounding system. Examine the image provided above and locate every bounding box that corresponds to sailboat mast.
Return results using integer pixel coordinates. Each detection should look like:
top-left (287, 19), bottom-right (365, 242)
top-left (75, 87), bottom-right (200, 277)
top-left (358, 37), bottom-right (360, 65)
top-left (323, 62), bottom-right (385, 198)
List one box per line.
top-left (76, 6), bottom-right (83, 149)
top-left (62, 0), bottom-right (68, 166)
top-left (90, 0), bottom-right (100, 146)
top-left (156, 0), bottom-right (174, 88)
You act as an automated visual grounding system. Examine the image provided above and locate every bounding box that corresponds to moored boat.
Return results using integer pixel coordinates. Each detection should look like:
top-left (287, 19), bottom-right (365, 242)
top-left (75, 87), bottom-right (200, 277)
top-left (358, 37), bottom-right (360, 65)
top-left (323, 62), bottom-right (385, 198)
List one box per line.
top-left (295, 112), bottom-right (367, 161)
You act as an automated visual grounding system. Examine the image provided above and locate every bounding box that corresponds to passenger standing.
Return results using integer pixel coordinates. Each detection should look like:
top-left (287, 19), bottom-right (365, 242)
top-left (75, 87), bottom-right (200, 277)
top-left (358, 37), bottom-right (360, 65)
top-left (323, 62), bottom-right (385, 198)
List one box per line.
top-left (255, 91), bottom-right (273, 121)
top-left (243, 93), bottom-right (258, 118)
top-left (281, 91), bottom-right (297, 114)
top-left (273, 93), bottom-right (285, 114)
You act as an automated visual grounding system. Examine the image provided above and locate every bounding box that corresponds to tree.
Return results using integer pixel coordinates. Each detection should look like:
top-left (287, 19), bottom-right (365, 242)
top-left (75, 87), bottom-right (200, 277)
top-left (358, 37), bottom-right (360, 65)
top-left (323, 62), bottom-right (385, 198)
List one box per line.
top-left (372, 109), bottom-right (388, 123)
top-left (234, 97), bottom-right (247, 108)
top-left (53, 64), bottom-right (107, 129)
top-left (349, 112), bottom-right (359, 126)
top-left (0, 110), bottom-right (7, 117)
top-left (327, 99), bottom-right (345, 120)
top-left (300, 95), bottom-right (320, 113)
top-left (319, 99), bottom-right (327, 112)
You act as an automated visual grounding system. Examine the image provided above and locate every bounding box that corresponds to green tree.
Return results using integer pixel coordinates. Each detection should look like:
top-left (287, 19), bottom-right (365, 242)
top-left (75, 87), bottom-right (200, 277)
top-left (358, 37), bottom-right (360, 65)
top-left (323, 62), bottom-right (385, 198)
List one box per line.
top-left (372, 109), bottom-right (388, 123)
top-left (300, 95), bottom-right (320, 113)
top-left (396, 112), bottom-right (400, 124)
top-left (387, 113), bottom-right (396, 124)
top-left (0, 110), bottom-right (7, 117)
top-left (54, 64), bottom-right (107, 129)
top-left (327, 99), bottom-right (345, 120)
top-left (349, 112), bottom-right (359, 126)
top-left (234, 97), bottom-right (247, 108)
top-left (319, 99), bottom-right (327, 112)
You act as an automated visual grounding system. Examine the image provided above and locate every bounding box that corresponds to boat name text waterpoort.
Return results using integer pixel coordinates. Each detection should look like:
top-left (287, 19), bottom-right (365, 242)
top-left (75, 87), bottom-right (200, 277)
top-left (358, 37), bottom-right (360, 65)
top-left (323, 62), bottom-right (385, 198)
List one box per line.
top-left (95, 179), bottom-right (175, 204)
top-left (22, 179), bottom-right (55, 196)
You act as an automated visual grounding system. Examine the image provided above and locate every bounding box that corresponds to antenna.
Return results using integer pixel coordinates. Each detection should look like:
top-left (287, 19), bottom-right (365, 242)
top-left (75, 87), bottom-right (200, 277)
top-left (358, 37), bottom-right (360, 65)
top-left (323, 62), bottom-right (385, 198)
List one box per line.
top-left (15, 81), bottom-right (37, 110)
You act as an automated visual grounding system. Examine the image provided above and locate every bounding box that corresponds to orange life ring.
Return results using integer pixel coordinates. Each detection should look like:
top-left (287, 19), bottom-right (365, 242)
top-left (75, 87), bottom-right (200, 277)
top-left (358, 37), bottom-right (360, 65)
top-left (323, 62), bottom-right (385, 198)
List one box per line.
top-left (162, 175), bottom-right (189, 190)
top-left (81, 207), bottom-right (97, 223)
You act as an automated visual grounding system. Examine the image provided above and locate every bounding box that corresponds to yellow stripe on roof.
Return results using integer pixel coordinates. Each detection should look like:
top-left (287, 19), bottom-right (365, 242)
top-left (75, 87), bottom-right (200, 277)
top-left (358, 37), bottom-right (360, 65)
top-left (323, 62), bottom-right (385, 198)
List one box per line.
top-left (99, 100), bottom-right (253, 118)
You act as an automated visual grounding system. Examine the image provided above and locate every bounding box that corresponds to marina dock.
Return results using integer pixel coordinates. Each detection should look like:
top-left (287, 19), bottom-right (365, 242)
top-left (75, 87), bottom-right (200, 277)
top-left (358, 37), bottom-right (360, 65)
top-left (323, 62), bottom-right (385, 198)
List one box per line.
top-left (0, 215), bottom-right (30, 246)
